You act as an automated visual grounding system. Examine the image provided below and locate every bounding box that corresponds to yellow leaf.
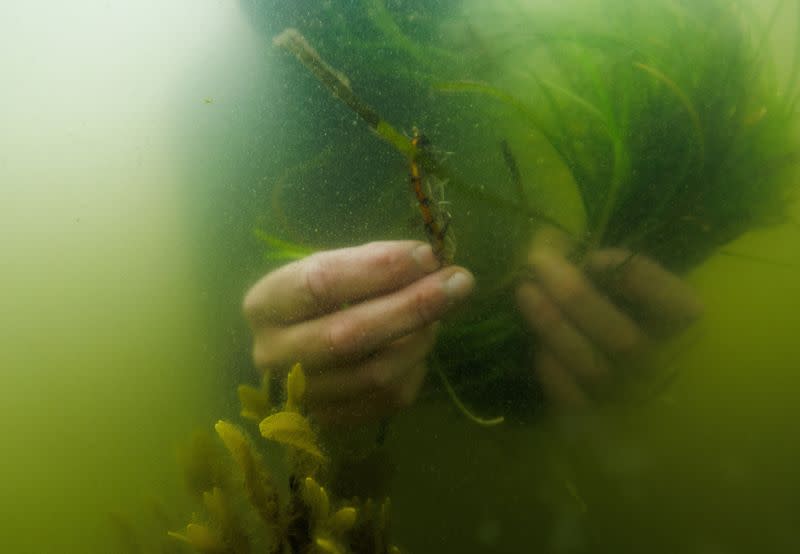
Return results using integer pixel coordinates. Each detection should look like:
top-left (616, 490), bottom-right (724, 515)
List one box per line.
top-left (315, 537), bottom-right (344, 554)
top-left (327, 506), bottom-right (357, 535)
top-left (167, 531), bottom-right (188, 544)
top-left (303, 476), bottom-right (330, 522)
top-left (214, 420), bottom-right (281, 525)
top-left (168, 524), bottom-right (225, 552)
top-left (285, 362), bottom-right (306, 412)
top-left (238, 378), bottom-right (270, 422)
top-left (259, 411), bottom-right (324, 459)
top-left (202, 488), bottom-right (224, 517)
top-left (214, 420), bottom-right (247, 460)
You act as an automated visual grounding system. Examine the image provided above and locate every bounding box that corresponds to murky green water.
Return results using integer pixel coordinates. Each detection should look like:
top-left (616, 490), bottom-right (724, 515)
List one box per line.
top-left (1, 1), bottom-right (798, 552)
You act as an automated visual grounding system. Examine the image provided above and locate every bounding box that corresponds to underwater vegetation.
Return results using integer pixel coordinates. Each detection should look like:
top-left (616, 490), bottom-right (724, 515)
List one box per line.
top-left (105, 4), bottom-right (799, 551)
top-left (107, 363), bottom-right (401, 554)
top-left (264, 0), bottom-right (800, 266)
top-left (109, 366), bottom-right (398, 553)
top-left (442, 0), bottom-right (800, 271)
top-left (164, 363), bottom-right (401, 554)
top-left (257, 0), bottom-right (800, 418)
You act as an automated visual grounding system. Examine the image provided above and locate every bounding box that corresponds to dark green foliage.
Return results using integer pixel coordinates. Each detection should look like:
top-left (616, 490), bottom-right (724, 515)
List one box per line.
top-left (256, 0), bottom-right (799, 417)
top-left (446, 0), bottom-right (799, 271)
top-left (421, 1), bottom-right (800, 415)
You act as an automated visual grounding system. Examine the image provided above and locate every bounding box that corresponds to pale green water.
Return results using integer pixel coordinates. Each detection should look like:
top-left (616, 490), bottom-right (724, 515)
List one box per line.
top-left (1, 1), bottom-right (798, 553)
top-left (386, 216), bottom-right (800, 552)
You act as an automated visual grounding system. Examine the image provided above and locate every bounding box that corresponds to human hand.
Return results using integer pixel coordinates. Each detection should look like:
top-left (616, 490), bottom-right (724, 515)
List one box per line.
top-left (516, 230), bottom-right (704, 409)
top-left (242, 241), bottom-right (475, 424)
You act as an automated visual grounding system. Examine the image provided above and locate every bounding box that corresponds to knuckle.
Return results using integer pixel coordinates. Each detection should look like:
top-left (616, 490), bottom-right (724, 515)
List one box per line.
top-left (366, 365), bottom-right (395, 393)
top-left (521, 288), bottom-right (561, 329)
top-left (410, 286), bottom-right (439, 328)
top-left (534, 296), bottom-right (562, 328)
top-left (324, 318), bottom-right (362, 358)
top-left (303, 255), bottom-right (333, 307)
top-left (370, 242), bottom-right (403, 270)
top-left (555, 272), bottom-right (588, 306)
top-left (609, 327), bottom-right (645, 357)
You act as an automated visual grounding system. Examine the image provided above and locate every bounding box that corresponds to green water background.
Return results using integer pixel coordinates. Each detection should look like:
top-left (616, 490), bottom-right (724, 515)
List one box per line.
top-left (1, 1), bottom-right (798, 552)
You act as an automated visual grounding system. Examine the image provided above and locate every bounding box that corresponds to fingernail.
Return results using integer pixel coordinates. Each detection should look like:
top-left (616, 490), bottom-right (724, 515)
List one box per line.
top-left (412, 243), bottom-right (439, 272)
top-left (444, 270), bottom-right (474, 300)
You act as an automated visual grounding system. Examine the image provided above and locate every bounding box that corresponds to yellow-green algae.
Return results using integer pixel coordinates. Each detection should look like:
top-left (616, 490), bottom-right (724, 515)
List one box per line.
top-left (165, 364), bottom-right (400, 554)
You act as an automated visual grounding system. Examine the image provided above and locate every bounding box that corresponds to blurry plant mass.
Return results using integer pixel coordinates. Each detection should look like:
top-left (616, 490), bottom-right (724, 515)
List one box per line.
top-left (256, 0), bottom-right (799, 419)
top-left (270, 0), bottom-right (799, 270)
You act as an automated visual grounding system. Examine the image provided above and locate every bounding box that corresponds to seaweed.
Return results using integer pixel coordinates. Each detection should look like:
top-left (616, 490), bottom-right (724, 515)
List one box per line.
top-left (167, 364), bottom-right (401, 554)
top-left (443, 0), bottom-right (800, 270)
top-left (271, 1), bottom-right (800, 270)
top-left (262, 0), bottom-right (799, 417)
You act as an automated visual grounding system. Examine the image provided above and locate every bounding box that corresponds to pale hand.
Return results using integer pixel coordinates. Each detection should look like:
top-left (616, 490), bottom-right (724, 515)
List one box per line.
top-left (516, 230), bottom-right (704, 409)
top-left (243, 241), bottom-right (475, 424)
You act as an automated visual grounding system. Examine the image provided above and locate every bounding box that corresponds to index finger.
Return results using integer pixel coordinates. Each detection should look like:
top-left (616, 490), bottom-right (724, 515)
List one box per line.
top-left (264, 265), bottom-right (474, 371)
top-left (243, 241), bottom-right (441, 325)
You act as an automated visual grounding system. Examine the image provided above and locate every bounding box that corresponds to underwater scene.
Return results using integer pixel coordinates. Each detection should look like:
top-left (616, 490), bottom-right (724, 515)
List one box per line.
top-left (2, 0), bottom-right (799, 552)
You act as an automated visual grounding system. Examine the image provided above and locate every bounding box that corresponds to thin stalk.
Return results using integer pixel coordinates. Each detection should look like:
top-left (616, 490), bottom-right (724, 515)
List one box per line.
top-left (590, 137), bottom-right (630, 249)
top-left (253, 229), bottom-right (318, 261)
top-left (273, 28), bottom-right (581, 263)
top-left (621, 61), bottom-right (707, 251)
top-left (536, 76), bottom-right (628, 248)
top-left (530, 71), bottom-right (594, 217)
top-left (537, 78), bottom-right (607, 123)
top-left (273, 28), bottom-right (413, 156)
top-left (753, 0), bottom-right (787, 67)
top-left (633, 62), bottom-right (705, 164)
top-left (434, 365), bottom-right (505, 427)
top-left (362, 0), bottom-right (457, 68)
top-left (435, 78), bottom-right (594, 216)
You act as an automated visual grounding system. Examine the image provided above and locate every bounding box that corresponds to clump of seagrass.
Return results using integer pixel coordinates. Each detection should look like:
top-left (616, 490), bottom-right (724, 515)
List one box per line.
top-left (438, 0), bottom-right (800, 272)
top-left (273, 27), bottom-right (465, 267)
top-left (169, 363), bottom-right (401, 554)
